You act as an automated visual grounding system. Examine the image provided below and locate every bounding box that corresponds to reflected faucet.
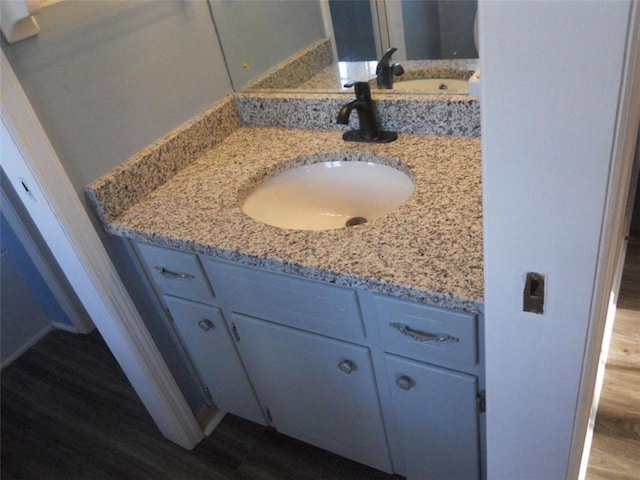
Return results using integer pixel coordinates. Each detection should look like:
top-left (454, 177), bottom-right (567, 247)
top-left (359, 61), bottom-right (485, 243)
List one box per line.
top-left (337, 81), bottom-right (397, 143)
top-left (376, 47), bottom-right (404, 89)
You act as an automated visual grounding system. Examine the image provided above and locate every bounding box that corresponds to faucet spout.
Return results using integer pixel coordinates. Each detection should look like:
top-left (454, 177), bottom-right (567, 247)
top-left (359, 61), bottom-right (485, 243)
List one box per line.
top-left (337, 99), bottom-right (379, 140)
top-left (337, 99), bottom-right (365, 125)
top-left (376, 47), bottom-right (404, 89)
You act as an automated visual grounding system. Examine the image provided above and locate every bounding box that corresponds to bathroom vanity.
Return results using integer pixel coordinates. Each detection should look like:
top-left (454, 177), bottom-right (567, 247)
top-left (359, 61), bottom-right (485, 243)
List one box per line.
top-left (136, 241), bottom-right (482, 479)
top-left (86, 95), bottom-right (483, 479)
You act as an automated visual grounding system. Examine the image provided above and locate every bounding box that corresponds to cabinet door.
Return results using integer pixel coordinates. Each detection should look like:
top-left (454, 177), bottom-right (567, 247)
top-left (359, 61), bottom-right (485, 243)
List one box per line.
top-left (230, 313), bottom-right (393, 474)
top-left (164, 296), bottom-right (265, 425)
top-left (385, 354), bottom-right (480, 480)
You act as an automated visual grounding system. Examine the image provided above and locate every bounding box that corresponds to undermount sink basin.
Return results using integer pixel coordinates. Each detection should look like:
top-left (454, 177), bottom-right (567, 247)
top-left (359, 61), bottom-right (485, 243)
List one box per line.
top-left (242, 156), bottom-right (414, 231)
top-left (393, 78), bottom-right (469, 93)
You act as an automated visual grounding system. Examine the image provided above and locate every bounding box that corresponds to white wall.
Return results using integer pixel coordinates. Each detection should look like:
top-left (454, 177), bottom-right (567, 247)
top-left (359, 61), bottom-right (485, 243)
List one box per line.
top-left (480, 1), bottom-right (633, 478)
top-left (2, 0), bottom-right (232, 193)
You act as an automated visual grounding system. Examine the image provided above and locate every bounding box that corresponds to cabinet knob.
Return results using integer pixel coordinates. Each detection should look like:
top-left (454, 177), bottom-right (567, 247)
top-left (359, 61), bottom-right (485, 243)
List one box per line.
top-left (396, 375), bottom-right (413, 390)
top-left (338, 359), bottom-right (355, 374)
top-left (198, 319), bottom-right (214, 331)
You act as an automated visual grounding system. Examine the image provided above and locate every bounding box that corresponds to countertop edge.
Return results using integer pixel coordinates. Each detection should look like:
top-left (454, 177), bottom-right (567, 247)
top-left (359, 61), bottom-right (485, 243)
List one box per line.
top-left (109, 223), bottom-right (484, 316)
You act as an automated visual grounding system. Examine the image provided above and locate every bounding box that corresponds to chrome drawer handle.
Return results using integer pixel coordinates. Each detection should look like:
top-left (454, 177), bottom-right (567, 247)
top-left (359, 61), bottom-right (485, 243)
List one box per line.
top-left (198, 319), bottom-right (214, 331)
top-left (338, 359), bottom-right (355, 374)
top-left (389, 322), bottom-right (459, 344)
top-left (396, 375), bottom-right (413, 391)
top-left (154, 266), bottom-right (195, 280)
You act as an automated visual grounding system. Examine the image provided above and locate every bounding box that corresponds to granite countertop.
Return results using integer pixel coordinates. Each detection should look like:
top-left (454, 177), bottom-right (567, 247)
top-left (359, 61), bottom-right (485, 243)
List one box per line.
top-left (99, 125), bottom-right (483, 314)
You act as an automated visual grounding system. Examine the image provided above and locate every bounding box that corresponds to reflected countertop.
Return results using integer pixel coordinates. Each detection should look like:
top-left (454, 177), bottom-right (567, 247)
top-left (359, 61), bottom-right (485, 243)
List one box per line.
top-left (298, 59), bottom-right (479, 92)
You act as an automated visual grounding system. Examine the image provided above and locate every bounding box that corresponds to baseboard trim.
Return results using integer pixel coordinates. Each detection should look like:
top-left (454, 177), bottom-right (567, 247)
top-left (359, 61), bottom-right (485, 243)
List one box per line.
top-left (53, 322), bottom-right (80, 334)
top-left (1, 323), bottom-right (54, 370)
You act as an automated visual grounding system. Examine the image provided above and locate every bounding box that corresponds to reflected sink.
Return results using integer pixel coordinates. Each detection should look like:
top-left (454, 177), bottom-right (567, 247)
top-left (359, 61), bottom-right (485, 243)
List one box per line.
top-left (242, 158), bottom-right (414, 231)
top-left (393, 78), bottom-right (469, 93)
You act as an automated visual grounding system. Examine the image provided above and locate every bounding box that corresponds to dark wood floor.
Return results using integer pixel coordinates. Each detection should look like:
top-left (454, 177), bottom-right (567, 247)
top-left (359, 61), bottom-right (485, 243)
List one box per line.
top-left (1, 325), bottom-right (398, 479)
top-left (2, 238), bottom-right (638, 480)
top-left (586, 234), bottom-right (640, 480)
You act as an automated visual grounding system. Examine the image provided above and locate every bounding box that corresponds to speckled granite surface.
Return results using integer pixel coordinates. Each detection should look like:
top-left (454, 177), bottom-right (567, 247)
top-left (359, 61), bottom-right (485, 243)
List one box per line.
top-left (90, 127), bottom-right (483, 314)
top-left (86, 97), bottom-right (241, 224)
top-left (235, 93), bottom-right (480, 137)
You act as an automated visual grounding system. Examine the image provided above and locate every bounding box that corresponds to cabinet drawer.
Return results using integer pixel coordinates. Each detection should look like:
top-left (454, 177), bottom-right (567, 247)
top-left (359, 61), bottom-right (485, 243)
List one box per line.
top-left (137, 242), bottom-right (215, 304)
top-left (373, 295), bottom-right (478, 368)
top-left (202, 260), bottom-right (364, 340)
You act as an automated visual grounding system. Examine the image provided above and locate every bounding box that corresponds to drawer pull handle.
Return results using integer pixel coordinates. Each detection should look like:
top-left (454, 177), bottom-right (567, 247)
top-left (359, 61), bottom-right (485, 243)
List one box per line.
top-left (154, 266), bottom-right (195, 280)
top-left (396, 375), bottom-right (413, 391)
top-left (198, 319), bottom-right (214, 331)
top-left (390, 322), bottom-right (459, 344)
top-left (338, 359), bottom-right (355, 374)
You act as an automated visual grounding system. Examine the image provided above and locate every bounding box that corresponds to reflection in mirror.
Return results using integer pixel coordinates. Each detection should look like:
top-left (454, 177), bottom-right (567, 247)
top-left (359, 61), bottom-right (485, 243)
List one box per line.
top-left (329, 0), bottom-right (478, 62)
top-left (209, 0), bottom-right (478, 94)
top-left (207, 0), bottom-right (326, 90)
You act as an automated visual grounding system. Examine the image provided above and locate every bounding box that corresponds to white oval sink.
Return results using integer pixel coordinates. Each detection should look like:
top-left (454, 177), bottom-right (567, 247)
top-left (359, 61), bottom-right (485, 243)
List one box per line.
top-left (242, 160), bottom-right (414, 231)
top-left (393, 78), bottom-right (469, 93)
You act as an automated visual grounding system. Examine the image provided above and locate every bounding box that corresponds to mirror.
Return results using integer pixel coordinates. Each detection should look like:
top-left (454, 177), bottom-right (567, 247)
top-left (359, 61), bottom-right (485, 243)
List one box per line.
top-left (208, 0), bottom-right (478, 94)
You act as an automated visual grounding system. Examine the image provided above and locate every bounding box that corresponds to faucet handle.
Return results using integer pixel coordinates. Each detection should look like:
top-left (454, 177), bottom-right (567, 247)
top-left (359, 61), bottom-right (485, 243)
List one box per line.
top-left (343, 80), bottom-right (368, 88)
top-left (391, 62), bottom-right (405, 77)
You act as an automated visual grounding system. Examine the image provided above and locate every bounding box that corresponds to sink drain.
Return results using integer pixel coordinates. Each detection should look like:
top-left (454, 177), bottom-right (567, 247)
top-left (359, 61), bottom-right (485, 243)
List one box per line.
top-left (346, 216), bottom-right (368, 227)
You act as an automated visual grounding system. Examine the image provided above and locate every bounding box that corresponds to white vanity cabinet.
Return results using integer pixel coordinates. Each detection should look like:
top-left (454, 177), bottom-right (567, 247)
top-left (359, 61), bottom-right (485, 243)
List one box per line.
top-left (135, 241), bottom-right (483, 479)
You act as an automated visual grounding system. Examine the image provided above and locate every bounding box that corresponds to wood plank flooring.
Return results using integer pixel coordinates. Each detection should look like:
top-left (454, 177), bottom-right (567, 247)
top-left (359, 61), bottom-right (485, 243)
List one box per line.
top-left (586, 234), bottom-right (640, 480)
top-left (1, 325), bottom-right (399, 479)
top-left (2, 236), bottom-right (638, 479)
